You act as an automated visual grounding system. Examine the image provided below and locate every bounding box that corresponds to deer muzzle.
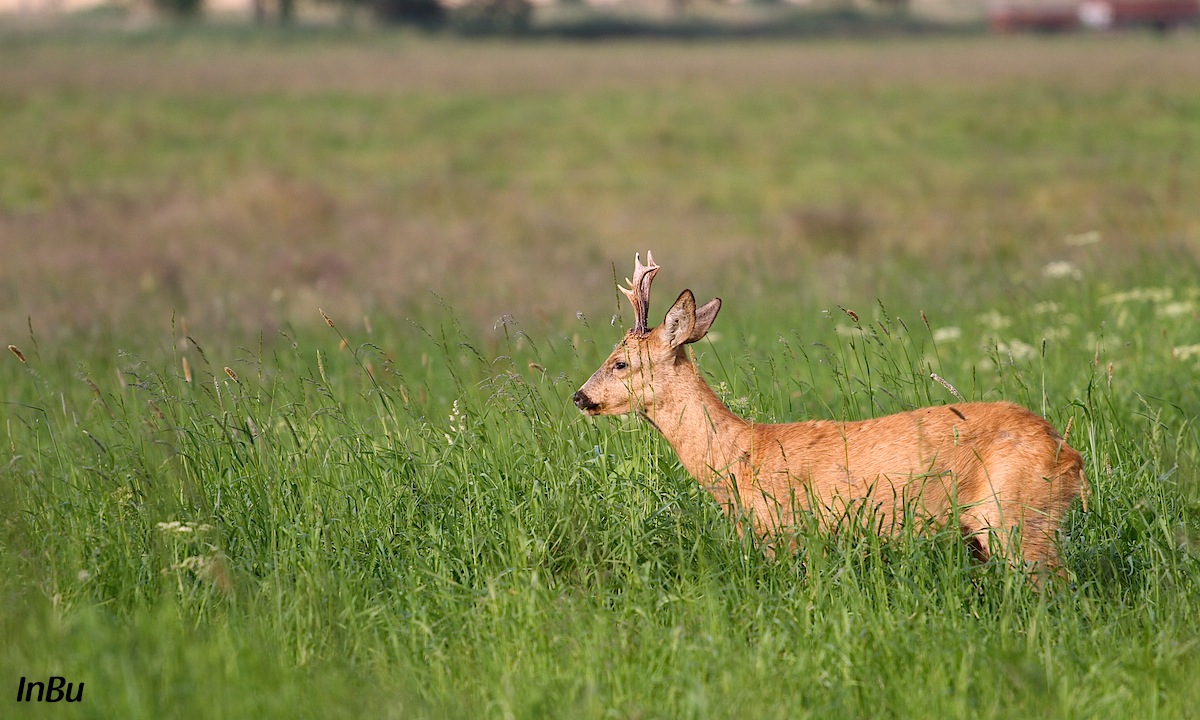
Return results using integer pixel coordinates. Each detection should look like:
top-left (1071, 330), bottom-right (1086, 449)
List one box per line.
top-left (572, 390), bottom-right (600, 413)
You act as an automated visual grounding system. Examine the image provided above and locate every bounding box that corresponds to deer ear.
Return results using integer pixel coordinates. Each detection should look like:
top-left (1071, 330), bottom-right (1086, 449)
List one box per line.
top-left (688, 297), bottom-right (721, 343)
top-left (661, 289), bottom-right (697, 350)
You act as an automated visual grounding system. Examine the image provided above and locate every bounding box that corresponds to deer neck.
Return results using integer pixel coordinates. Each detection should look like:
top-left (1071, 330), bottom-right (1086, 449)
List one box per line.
top-left (641, 355), bottom-right (750, 486)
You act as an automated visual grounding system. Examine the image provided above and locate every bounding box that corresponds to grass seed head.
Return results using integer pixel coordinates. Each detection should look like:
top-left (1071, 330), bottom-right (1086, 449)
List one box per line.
top-left (930, 372), bottom-right (964, 401)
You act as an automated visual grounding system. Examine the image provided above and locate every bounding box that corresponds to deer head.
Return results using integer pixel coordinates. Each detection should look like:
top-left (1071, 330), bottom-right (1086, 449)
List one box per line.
top-left (573, 252), bottom-right (722, 416)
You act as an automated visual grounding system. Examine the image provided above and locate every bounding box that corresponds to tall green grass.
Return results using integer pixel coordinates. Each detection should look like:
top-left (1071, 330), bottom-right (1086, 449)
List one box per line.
top-left (3, 266), bottom-right (1199, 717)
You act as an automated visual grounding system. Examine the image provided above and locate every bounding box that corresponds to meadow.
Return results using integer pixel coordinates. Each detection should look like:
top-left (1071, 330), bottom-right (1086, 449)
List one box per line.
top-left (2, 29), bottom-right (1200, 718)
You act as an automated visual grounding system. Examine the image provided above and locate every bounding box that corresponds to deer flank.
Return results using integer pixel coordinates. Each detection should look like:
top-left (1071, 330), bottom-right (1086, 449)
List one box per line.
top-left (573, 252), bottom-right (1089, 581)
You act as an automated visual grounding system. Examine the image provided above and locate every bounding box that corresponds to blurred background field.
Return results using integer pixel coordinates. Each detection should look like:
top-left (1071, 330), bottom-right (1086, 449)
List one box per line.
top-left (2, 25), bottom-right (1200, 720)
top-left (2, 31), bottom-right (1199, 343)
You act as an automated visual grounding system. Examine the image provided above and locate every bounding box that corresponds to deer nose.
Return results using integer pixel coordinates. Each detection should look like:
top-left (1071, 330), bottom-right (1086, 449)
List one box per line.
top-left (573, 390), bottom-right (599, 412)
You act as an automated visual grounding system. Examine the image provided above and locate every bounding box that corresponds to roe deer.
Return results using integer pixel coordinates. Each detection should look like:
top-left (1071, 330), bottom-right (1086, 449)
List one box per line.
top-left (573, 252), bottom-right (1089, 580)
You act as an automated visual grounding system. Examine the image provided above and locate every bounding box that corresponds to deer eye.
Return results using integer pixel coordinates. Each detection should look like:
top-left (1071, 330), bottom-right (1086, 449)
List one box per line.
top-left (613, 361), bottom-right (628, 371)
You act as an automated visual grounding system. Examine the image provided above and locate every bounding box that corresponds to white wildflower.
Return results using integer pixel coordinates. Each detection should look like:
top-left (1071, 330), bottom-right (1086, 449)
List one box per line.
top-left (445, 399), bottom-right (467, 445)
top-left (977, 310), bottom-right (1012, 331)
top-left (1173, 345), bottom-right (1200, 361)
top-left (156, 521), bottom-right (213, 534)
top-left (173, 556), bottom-right (211, 573)
top-left (1158, 301), bottom-right (1196, 318)
top-left (1100, 287), bottom-right (1173, 305)
top-left (932, 327), bottom-right (962, 343)
top-left (449, 400), bottom-right (466, 431)
top-left (1031, 301), bottom-right (1061, 315)
top-left (1042, 260), bottom-right (1082, 280)
top-left (996, 339), bottom-right (1038, 362)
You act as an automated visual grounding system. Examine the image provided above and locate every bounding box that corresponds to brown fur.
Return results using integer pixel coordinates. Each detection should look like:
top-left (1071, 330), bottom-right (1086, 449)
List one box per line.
top-left (574, 283), bottom-right (1089, 581)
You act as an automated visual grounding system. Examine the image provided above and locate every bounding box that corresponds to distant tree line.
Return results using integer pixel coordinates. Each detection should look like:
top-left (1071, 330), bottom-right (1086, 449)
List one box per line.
top-left (153, 0), bottom-right (910, 34)
top-left (153, 0), bottom-right (531, 31)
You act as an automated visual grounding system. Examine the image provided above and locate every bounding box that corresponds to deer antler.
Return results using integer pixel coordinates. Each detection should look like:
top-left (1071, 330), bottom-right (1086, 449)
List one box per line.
top-left (619, 251), bottom-right (660, 334)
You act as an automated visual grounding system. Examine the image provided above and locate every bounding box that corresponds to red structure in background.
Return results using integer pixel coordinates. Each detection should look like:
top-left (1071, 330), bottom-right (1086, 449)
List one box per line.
top-left (988, 1), bottom-right (1200, 32)
top-left (989, 2), bottom-right (1077, 31)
